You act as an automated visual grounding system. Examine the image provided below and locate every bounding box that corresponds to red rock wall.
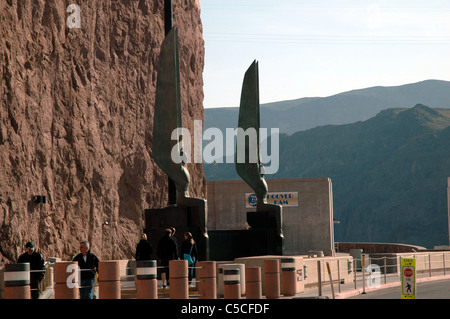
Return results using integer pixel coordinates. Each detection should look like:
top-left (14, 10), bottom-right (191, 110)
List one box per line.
top-left (0, 0), bottom-right (205, 264)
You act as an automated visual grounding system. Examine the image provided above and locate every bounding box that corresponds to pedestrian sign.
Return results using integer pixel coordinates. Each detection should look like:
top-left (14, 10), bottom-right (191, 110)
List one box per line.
top-left (401, 258), bottom-right (416, 299)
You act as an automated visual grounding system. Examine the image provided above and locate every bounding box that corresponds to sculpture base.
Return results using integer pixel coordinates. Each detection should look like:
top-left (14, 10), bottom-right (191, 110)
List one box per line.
top-left (144, 205), bottom-right (209, 261)
top-left (247, 210), bottom-right (284, 256)
top-left (208, 210), bottom-right (284, 261)
top-left (144, 207), bottom-right (284, 262)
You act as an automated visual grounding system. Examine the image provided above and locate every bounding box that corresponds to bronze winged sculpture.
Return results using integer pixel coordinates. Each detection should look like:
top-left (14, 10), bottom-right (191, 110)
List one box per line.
top-left (236, 60), bottom-right (284, 248)
top-left (152, 26), bottom-right (207, 237)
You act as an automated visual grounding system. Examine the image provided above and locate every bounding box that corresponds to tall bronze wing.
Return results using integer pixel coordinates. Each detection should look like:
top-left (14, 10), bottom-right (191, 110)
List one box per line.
top-left (235, 60), bottom-right (268, 205)
top-left (153, 27), bottom-right (190, 199)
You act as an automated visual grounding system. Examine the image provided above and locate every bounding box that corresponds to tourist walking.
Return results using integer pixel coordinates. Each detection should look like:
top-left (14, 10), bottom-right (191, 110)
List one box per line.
top-left (17, 241), bottom-right (46, 299)
top-left (157, 228), bottom-right (178, 287)
top-left (135, 233), bottom-right (153, 261)
top-left (72, 241), bottom-right (99, 299)
top-left (181, 232), bottom-right (198, 285)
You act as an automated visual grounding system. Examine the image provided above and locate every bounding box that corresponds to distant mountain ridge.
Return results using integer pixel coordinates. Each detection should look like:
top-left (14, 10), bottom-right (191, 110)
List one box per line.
top-left (205, 79), bottom-right (450, 134)
top-left (204, 104), bottom-right (450, 248)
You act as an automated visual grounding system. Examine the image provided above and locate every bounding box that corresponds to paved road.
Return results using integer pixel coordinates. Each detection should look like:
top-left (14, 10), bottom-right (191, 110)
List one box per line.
top-left (347, 278), bottom-right (450, 299)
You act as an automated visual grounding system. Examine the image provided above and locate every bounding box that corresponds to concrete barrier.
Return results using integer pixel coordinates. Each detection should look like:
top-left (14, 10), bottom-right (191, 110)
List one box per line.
top-left (223, 268), bottom-right (240, 299)
top-left (0, 267), bottom-right (4, 299)
top-left (281, 258), bottom-right (296, 296)
top-left (99, 261), bottom-right (121, 299)
top-left (235, 255), bottom-right (305, 294)
top-left (3, 263), bottom-right (31, 299)
top-left (264, 259), bottom-right (280, 299)
top-left (54, 261), bottom-right (79, 299)
top-left (198, 261), bottom-right (216, 299)
top-left (169, 260), bottom-right (188, 299)
top-left (136, 260), bottom-right (157, 299)
top-left (217, 263), bottom-right (245, 297)
top-left (245, 267), bottom-right (262, 299)
top-left (303, 256), bottom-right (353, 288)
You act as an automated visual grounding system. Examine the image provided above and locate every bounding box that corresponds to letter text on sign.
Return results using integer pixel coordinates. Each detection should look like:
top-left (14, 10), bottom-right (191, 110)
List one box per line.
top-left (66, 264), bottom-right (79, 288)
top-left (66, 4), bottom-right (81, 29)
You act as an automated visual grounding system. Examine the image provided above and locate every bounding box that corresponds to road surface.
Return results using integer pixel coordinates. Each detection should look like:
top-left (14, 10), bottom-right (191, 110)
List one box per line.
top-left (347, 278), bottom-right (450, 299)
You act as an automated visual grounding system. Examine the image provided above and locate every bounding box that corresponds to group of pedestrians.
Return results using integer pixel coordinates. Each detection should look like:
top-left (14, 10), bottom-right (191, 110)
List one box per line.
top-left (16, 240), bottom-right (99, 299)
top-left (14, 229), bottom-right (197, 299)
top-left (136, 228), bottom-right (198, 287)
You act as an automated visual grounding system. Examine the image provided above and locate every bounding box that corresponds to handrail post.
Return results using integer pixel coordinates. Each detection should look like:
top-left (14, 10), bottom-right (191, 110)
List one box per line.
top-left (429, 254), bottom-right (432, 277)
top-left (337, 259), bottom-right (341, 293)
top-left (317, 260), bottom-right (322, 297)
top-left (443, 253), bottom-right (446, 275)
top-left (361, 256), bottom-right (366, 294)
top-left (326, 262), bottom-right (335, 299)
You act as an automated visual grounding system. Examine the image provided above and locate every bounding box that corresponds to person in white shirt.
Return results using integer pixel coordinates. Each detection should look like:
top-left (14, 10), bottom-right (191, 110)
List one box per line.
top-left (72, 241), bottom-right (99, 299)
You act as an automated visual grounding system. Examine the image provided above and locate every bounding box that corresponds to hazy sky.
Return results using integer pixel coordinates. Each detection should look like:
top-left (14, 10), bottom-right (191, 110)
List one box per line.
top-left (199, 0), bottom-right (450, 108)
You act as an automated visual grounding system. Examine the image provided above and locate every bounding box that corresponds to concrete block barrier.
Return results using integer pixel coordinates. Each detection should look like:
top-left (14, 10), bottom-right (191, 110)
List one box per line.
top-left (281, 258), bottom-right (297, 296)
top-left (54, 261), bottom-right (79, 299)
top-left (136, 260), bottom-right (158, 299)
top-left (198, 261), bottom-right (216, 299)
top-left (223, 268), bottom-right (241, 299)
top-left (264, 259), bottom-right (280, 299)
top-left (99, 261), bottom-right (121, 299)
top-left (169, 260), bottom-right (189, 299)
top-left (245, 267), bottom-right (262, 299)
top-left (3, 263), bottom-right (31, 299)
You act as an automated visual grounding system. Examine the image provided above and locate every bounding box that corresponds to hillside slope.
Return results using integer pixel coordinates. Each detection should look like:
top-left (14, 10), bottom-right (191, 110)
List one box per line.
top-left (205, 80), bottom-right (450, 134)
top-left (204, 105), bottom-right (450, 248)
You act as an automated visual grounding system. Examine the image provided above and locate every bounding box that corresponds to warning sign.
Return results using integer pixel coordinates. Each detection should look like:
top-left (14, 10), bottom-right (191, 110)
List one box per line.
top-left (401, 258), bottom-right (416, 299)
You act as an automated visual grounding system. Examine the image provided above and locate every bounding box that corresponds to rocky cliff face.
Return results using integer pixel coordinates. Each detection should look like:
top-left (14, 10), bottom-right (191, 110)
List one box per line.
top-left (0, 0), bottom-right (205, 264)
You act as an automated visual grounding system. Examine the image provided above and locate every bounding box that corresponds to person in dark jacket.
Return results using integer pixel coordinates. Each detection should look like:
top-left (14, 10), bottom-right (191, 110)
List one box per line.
top-left (17, 241), bottom-right (46, 299)
top-left (72, 241), bottom-right (99, 299)
top-left (135, 233), bottom-right (153, 261)
top-left (170, 227), bottom-right (179, 255)
top-left (181, 232), bottom-right (198, 285)
top-left (157, 229), bottom-right (178, 287)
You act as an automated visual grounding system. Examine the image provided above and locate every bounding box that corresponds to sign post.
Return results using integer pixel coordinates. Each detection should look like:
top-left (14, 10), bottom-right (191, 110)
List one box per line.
top-left (401, 258), bottom-right (416, 299)
top-left (361, 255), bottom-right (366, 294)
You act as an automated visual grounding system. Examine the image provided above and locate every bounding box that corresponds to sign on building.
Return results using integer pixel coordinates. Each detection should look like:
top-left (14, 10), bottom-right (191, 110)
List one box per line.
top-left (401, 258), bottom-right (416, 299)
top-left (245, 192), bottom-right (299, 208)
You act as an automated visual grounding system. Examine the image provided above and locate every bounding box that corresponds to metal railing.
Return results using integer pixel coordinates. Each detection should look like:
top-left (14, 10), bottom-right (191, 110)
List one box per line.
top-left (314, 252), bottom-right (450, 298)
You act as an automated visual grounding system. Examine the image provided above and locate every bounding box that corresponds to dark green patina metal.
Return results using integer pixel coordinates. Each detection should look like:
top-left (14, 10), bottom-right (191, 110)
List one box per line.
top-left (153, 27), bottom-right (190, 202)
top-left (147, 24), bottom-right (208, 261)
top-left (235, 60), bottom-right (268, 203)
top-left (153, 27), bottom-right (207, 209)
top-left (236, 60), bottom-right (284, 245)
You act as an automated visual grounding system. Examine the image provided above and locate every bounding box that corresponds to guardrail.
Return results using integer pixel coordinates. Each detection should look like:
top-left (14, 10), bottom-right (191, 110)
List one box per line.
top-left (313, 252), bottom-right (450, 297)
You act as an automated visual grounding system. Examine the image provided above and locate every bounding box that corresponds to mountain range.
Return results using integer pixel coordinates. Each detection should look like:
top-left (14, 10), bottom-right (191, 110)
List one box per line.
top-left (203, 80), bottom-right (450, 248)
top-left (276, 105), bottom-right (450, 248)
top-left (205, 79), bottom-right (450, 134)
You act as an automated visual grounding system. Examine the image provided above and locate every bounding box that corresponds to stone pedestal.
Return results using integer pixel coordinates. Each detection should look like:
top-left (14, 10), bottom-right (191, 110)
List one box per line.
top-left (144, 205), bottom-right (209, 261)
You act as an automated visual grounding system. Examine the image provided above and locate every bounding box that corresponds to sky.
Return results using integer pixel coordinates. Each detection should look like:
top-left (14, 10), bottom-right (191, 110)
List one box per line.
top-left (199, 0), bottom-right (450, 108)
